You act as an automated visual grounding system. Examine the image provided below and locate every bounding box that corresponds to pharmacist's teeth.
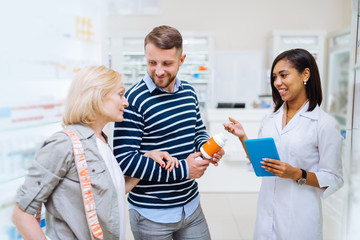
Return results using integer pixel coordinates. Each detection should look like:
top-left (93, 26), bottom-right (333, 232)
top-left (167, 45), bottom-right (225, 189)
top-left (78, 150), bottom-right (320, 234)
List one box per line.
top-left (279, 89), bottom-right (286, 93)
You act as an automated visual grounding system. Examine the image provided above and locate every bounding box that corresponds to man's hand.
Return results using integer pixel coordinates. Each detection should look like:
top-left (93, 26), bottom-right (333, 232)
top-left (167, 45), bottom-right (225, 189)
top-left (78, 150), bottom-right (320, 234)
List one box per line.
top-left (144, 150), bottom-right (179, 172)
top-left (186, 152), bottom-right (210, 179)
top-left (208, 148), bottom-right (225, 166)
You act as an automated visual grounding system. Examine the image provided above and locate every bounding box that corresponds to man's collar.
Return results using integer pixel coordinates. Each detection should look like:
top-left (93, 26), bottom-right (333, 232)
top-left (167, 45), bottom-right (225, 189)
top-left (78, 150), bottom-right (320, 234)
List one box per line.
top-left (143, 72), bottom-right (182, 93)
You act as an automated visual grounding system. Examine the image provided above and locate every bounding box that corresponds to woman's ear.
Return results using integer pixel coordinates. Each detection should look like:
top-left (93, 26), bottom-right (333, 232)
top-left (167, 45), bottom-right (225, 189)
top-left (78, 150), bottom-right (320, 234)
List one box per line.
top-left (303, 68), bottom-right (310, 81)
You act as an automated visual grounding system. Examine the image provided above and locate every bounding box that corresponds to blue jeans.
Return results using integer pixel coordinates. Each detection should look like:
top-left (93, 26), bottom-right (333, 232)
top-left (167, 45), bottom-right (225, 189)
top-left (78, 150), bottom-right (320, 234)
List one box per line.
top-left (129, 204), bottom-right (211, 240)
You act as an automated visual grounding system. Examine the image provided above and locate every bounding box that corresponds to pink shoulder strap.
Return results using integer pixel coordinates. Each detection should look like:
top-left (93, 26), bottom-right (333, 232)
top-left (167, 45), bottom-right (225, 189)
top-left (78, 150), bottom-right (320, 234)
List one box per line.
top-left (63, 130), bottom-right (104, 240)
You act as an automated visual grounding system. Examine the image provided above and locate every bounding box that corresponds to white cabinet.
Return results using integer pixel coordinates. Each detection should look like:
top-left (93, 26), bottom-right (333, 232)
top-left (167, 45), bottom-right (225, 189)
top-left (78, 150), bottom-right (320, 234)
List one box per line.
top-left (108, 33), bottom-right (214, 113)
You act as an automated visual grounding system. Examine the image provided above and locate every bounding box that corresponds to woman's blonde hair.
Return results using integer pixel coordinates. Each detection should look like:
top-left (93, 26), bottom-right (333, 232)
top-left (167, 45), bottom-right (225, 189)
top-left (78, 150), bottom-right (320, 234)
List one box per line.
top-left (62, 65), bottom-right (122, 126)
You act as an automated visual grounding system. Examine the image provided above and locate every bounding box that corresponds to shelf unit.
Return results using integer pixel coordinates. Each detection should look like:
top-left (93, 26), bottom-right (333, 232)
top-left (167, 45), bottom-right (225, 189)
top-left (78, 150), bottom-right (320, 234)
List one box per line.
top-left (326, 29), bottom-right (351, 131)
top-left (321, 28), bottom-right (352, 240)
top-left (107, 33), bottom-right (214, 115)
top-left (0, 121), bottom-right (63, 183)
top-left (0, 121), bottom-right (63, 238)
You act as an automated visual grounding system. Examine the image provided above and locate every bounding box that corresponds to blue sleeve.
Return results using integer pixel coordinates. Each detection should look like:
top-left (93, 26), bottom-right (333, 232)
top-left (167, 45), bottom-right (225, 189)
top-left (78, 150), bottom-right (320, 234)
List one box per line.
top-left (113, 102), bottom-right (188, 182)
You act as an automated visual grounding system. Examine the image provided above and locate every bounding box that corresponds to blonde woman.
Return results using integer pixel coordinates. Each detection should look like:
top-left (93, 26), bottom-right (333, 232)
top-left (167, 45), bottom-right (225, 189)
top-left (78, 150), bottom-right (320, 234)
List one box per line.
top-left (12, 66), bottom-right (178, 240)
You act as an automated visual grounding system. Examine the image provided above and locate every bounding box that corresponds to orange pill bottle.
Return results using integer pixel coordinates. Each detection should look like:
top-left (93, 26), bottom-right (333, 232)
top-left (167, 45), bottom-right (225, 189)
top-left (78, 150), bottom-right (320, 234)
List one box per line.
top-left (200, 133), bottom-right (227, 159)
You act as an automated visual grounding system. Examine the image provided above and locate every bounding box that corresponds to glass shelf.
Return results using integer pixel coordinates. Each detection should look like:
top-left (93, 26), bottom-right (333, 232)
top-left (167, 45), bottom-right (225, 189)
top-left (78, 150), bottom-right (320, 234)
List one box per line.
top-left (326, 31), bottom-right (350, 132)
top-left (330, 113), bottom-right (347, 127)
top-left (0, 121), bottom-right (63, 189)
top-left (0, 120), bottom-right (61, 133)
top-left (0, 174), bottom-right (25, 185)
top-left (112, 34), bottom-right (214, 113)
top-left (0, 178), bottom-right (25, 210)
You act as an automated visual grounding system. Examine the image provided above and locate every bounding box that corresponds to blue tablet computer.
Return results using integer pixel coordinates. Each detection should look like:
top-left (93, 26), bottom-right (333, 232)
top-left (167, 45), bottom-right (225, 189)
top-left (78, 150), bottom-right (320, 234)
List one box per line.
top-left (244, 137), bottom-right (280, 177)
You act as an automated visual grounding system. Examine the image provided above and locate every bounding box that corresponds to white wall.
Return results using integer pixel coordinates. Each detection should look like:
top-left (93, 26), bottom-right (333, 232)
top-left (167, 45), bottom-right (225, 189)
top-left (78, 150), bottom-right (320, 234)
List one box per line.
top-left (107, 0), bottom-right (352, 106)
top-left (107, 0), bottom-right (351, 53)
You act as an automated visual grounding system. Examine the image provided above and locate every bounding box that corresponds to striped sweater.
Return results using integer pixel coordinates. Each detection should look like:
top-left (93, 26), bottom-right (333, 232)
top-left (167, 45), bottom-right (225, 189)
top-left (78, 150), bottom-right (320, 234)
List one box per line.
top-left (113, 79), bottom-right (209, 208)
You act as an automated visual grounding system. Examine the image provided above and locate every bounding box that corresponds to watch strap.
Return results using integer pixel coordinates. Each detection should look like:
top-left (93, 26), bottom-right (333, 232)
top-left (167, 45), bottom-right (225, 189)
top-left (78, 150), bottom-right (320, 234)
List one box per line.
top-left (301, 168), bottom-right (307, 179)
top-left (296, 169), bottom-right (307, 185)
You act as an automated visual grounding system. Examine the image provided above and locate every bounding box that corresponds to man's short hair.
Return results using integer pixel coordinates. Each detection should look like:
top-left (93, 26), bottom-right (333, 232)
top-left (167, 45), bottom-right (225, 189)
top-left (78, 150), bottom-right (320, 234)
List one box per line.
top-left (144, 25), bottom-right (183, 55)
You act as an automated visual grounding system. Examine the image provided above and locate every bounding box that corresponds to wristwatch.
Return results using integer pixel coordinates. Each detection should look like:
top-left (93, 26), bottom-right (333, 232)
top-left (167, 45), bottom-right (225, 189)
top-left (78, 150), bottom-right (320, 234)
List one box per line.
top-left (297, 169), bottom-right (307, 185)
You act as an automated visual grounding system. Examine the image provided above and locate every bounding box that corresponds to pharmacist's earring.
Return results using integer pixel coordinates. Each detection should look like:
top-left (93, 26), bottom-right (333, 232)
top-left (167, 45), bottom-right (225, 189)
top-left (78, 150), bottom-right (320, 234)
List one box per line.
top-left (303, 79), bottom-right (308, 85)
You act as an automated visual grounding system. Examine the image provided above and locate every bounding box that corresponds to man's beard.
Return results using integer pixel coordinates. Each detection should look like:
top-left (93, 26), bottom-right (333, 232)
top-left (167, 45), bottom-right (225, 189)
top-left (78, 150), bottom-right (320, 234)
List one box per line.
top-left (160, 75), bottom-right (176, 89)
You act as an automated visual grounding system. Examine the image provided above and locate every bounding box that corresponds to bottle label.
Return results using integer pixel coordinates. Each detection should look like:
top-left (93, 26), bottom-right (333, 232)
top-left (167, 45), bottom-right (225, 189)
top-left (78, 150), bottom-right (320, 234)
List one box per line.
top-left (201, 137), bottom-right (221, 158)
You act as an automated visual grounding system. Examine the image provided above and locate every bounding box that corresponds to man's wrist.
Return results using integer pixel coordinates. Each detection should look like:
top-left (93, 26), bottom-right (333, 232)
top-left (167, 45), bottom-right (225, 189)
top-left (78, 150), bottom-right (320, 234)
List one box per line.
top-left (184, 159), bottom-right (190, 179)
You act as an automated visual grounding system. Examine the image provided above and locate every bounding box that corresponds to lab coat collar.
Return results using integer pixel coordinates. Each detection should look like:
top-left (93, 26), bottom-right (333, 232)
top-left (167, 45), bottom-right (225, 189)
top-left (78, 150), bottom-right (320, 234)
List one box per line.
top-left (269, 101), bottom-right (320, 119)
top-left (299, 104), bottom-right (320, 120)
top-left (269, 101), bottom-right (319, 135)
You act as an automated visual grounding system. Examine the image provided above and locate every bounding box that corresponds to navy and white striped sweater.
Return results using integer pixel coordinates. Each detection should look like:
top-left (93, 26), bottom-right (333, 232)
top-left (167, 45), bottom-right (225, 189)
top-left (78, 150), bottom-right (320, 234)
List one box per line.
top-left (113, 79), bottom-right (209, 208)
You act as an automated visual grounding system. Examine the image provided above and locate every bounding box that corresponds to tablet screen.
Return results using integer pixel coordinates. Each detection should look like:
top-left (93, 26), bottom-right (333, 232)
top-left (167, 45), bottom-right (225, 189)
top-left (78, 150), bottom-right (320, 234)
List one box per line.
top-left (244, 137), bottom-right (280, 177)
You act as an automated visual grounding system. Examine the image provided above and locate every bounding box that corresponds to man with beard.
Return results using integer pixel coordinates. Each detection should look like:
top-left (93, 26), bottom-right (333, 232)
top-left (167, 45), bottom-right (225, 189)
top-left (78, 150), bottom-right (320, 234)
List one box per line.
top-left (113, 25), bottom-right (224, 240)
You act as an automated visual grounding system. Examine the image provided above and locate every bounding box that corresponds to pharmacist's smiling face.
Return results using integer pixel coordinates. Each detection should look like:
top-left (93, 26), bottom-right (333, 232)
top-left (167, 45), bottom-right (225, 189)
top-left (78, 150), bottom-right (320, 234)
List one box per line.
top-left (272, 59), bottom-right (308, 103)
top-left (145, 43), bottom-right (185, 93)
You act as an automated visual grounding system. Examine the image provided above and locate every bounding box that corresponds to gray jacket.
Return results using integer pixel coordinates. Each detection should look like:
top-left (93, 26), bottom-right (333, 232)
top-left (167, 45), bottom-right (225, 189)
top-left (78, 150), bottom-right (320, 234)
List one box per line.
top-left (16, 124), bottom-right (120, 239)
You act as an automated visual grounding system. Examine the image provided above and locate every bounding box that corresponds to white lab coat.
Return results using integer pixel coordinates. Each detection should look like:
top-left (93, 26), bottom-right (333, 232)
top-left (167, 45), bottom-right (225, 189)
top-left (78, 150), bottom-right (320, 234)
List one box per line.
top-left (254, 102), bottom-right (343, 240)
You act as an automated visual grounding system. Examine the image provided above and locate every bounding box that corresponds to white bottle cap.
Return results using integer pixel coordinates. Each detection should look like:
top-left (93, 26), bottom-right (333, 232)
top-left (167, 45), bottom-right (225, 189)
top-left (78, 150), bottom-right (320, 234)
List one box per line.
top-left (213, 132), bottom-right (227, 147)
top-left (200, 133), bottom-right (228, 159)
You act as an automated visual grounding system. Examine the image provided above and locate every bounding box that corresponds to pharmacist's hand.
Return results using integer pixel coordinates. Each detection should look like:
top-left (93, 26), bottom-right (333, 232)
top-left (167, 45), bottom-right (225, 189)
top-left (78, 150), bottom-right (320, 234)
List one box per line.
top-left (144, 151), bottom-right (179, 172)
top-left (186, 152), bottom-right (210, 179)
top-left (124, 176), bottom-right (140, 193)
top-left (223, 117), bottom-right (246, 138)
top-left (261, 158), bottom-right (299, 179)
top-left (208, 148), bottom-right (225, 167)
